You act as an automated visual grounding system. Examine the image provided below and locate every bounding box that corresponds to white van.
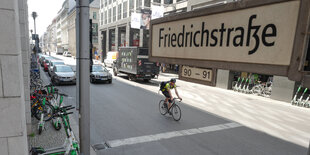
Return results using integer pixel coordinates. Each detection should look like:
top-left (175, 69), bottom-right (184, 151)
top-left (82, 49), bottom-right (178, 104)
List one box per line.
top-left (104, 51), bottom-right (119, 68)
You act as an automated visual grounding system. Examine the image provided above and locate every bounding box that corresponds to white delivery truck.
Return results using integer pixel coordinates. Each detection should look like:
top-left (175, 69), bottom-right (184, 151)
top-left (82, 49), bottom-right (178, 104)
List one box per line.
top-left (104, 51), bottom-right (119, 67)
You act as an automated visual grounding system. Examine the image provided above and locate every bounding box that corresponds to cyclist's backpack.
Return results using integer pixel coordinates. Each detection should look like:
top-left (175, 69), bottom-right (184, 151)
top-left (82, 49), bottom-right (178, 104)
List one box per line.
top-left (160, 81), bottom-right (168, 90)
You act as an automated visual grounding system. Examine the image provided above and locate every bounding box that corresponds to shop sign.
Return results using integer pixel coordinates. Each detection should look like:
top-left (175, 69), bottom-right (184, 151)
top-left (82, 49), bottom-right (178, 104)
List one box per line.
top-left (151, 5), bottom-right (164, 19)
top-left (181, 66), bottom-right (212, 82)
top-left (131, 13), bottom-right (142, 29)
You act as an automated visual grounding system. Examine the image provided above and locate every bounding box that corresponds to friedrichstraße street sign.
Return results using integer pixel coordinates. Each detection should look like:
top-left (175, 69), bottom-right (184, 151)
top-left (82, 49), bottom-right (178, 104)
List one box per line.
top-left (149, 0), bottom-right (310, 83)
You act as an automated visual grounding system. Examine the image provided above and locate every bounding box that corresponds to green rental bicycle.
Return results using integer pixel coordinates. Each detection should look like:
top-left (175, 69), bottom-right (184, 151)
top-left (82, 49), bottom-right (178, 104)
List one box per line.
top-left (31, 94), bottom-right (54, 134)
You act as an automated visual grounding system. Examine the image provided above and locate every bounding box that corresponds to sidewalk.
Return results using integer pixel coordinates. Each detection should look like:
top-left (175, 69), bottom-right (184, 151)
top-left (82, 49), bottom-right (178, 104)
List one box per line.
top-left (27, 64), bottom-right (96, 155)
top-left (167, 79), bottom-right (310, 148)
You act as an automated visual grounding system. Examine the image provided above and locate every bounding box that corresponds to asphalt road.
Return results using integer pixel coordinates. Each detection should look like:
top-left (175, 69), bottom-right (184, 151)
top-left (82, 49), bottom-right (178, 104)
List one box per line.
top-left (40, 72), bottom-right (306, 155)
top-left (41, 54), bottom-right (308, 155)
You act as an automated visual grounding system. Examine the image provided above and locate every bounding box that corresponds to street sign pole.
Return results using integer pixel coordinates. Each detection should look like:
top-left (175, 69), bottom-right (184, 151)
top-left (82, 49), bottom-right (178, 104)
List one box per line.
top-left (308, 140), bottom-right (310, 155)
top-left (76, 0), bottom-right (90, 154)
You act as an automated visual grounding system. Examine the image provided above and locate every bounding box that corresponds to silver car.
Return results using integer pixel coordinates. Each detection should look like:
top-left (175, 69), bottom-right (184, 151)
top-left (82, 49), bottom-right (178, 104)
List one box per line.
top-left (50, 65), bottom-right (76, 85)
top-left (90, 65), bottom-right (112, 83)
top-left (48, 60), bottom-right (65, 76)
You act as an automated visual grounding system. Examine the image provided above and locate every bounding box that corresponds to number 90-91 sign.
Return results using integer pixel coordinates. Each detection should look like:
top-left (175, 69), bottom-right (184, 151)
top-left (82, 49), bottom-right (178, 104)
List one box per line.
top-left (181, 66), bottom-right (212, 82)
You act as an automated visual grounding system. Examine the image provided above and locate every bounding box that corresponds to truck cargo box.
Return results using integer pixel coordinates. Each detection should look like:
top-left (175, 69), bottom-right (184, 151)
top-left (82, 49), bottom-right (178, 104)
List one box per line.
top-left (113, 47), bottom-right (159, 80)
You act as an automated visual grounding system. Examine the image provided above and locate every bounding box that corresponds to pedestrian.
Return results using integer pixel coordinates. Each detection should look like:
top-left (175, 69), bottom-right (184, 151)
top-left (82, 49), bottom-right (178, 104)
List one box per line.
top-left (175, 64), bottom-right (179, 73)
top-left (94, 50), bottom-right (98, 60)
top-left (162, 63), bottom-right (166, 73)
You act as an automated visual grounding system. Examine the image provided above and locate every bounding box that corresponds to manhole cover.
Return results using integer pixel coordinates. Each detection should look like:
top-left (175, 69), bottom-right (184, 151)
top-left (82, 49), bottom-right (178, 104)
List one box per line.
top-left (92, 142), bottom-right (111, 151)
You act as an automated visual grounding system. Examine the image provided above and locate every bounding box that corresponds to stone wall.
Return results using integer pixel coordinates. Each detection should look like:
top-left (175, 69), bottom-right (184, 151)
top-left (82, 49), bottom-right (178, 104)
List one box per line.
top-left (0, 0), bottom-right (29, 154)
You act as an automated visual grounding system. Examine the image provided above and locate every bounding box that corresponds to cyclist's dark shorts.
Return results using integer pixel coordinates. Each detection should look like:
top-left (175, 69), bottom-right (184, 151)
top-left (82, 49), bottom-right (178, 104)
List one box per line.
top-left (162, 91), bottom-right (171, 98)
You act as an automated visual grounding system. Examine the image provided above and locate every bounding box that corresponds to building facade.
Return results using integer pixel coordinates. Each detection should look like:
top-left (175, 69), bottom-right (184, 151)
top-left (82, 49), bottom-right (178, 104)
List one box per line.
top-left (98, 0), bottom-right (190, 60)
top-left (0, 0), bottom-right (30, 154)
top-left (46, 18), bottom-right (57, 53)
top-left (56, 0), bottom-right (69, 54)
top-left (67, 0), bottom-right (100, 57)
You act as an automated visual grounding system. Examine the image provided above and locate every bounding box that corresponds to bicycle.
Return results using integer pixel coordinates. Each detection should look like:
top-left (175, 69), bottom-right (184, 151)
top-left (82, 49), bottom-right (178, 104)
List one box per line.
top-left (159, 98), bottom-right (182, 121)
top-left (252, 81), bottom-right (272, 97)
top-left (31, 93), bottom-right (54, 134)
top-left (30, 105), bottom-right (79, 155)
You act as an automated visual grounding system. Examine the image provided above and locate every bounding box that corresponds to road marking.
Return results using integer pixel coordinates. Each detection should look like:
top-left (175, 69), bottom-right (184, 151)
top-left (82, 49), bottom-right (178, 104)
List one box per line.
top-left (104, 122), bottom-right (242, 148)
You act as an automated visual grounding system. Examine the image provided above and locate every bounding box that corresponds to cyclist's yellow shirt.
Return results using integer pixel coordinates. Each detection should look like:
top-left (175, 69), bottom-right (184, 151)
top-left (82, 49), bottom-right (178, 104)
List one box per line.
top-left (162, 83), bottom-right (176, 92)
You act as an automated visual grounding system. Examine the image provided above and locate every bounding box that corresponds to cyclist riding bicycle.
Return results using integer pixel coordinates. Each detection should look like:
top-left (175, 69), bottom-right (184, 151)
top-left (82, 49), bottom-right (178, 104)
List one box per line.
top-left (161, 79), bottom-right (182, 112)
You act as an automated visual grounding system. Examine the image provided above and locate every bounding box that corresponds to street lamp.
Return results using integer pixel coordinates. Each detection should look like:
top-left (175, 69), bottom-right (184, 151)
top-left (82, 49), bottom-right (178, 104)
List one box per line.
top-left (31, 12), bottom-right (37, 34)
top-left (32, 12), bottom-right (39, 55)
top-left (30, 29), bottom-right (33, 45)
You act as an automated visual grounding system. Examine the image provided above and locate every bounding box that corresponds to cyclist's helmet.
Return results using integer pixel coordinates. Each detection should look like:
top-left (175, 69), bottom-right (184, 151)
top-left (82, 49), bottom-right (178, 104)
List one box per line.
top-left (170, 78), bottom-right (176, 83)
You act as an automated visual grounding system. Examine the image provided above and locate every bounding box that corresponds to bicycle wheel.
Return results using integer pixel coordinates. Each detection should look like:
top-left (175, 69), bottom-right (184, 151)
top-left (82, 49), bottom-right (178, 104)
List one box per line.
top-left (159, 100), bottom-right (168, 115)
top-left (232, 81), bottom-right (237, 91)
top-left (171, 105), bottom-right (181, 121)
top-left (34, 103), bottom-right (54, 121)
top-left (38, 125), bottom-right (43, 135)
top-left (252, 85), bottom-right (261, 95)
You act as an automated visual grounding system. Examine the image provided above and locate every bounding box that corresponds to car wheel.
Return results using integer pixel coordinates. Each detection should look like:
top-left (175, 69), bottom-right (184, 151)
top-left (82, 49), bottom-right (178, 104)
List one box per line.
top-left (143, 79), bottom-right (150, 82)
top-left (52, 77), bottom-right (59, 86)
top-left (108, 80), bottom-right (112, 84)
top-left (90, 77), bottom-right (94, 83)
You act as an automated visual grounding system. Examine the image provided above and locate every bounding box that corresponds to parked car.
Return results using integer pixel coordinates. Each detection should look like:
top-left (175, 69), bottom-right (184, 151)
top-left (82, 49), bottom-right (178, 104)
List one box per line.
top-left (48, 60), bottom-right (65, 76)
top-left (63, 51), bottom-right (72, 57)
top-left (39, 55), bottom-right (49, 66)
top-left (43, 59), bottom-right (54, 72)
top-left (90, 65), bottom-right (112, 83)
top-left (37, 53), bottom-right (43, 63)
top-left (50, 65), bottom-right (76, 85)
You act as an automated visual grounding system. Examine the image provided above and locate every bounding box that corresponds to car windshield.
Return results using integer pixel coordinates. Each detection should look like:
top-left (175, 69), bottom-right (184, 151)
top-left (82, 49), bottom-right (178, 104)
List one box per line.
top-left (56, 66), bottom-right (73, 72)
top-left (53, 62), bottom-right (65, 66)
top-left (92, 65), bottom-right (106, 72)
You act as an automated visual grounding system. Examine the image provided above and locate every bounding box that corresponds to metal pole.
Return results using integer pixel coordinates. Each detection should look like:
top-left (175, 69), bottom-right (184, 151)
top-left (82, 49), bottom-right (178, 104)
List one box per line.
top-left (308, 140), bottom-right (310, 155)
top-left (34, 19), bottom-right (36, 35)
top-left (76, 0), bottom-right (90, 154)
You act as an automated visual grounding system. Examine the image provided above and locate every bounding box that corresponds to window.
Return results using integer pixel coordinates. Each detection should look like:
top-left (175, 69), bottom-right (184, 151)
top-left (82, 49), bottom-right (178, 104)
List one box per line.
top-left (164, 0), bottom-right (172, 4)
top-left (144, 0), bottom-right (150, 7)
top-left (129, 0), bottom-right (134, 16)
top-left (93, 12), bottom-right (97, 20)
top-left (129, 0), bottom-right (134, 11)
top-left (104, 0), bottom-right (107, 6)
top-left (113, 6), bottom-right (116, 22)
top-left (118, 4), bottom-right (122, 20)
top-left (136, 0), bottom-right (139, 9)
top-left (101, 12), bottom-right (103, 25)
top-left (92, 23), bottom-right (98, 43)
top-left (109, 0), bottom-right (112, 4)
top-left (108, 8), bottom-right (111, 23)
top-left (104, 11), bottom-right (107, 24)
top-left (123, 1), bottom-right (127, 18)
top-left (153, 0), bottom-right (161, 3)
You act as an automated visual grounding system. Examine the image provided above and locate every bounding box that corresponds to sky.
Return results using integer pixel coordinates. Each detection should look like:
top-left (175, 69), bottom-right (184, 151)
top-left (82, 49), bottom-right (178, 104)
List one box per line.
top-left (28, 0), bottom-right (64, 36)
